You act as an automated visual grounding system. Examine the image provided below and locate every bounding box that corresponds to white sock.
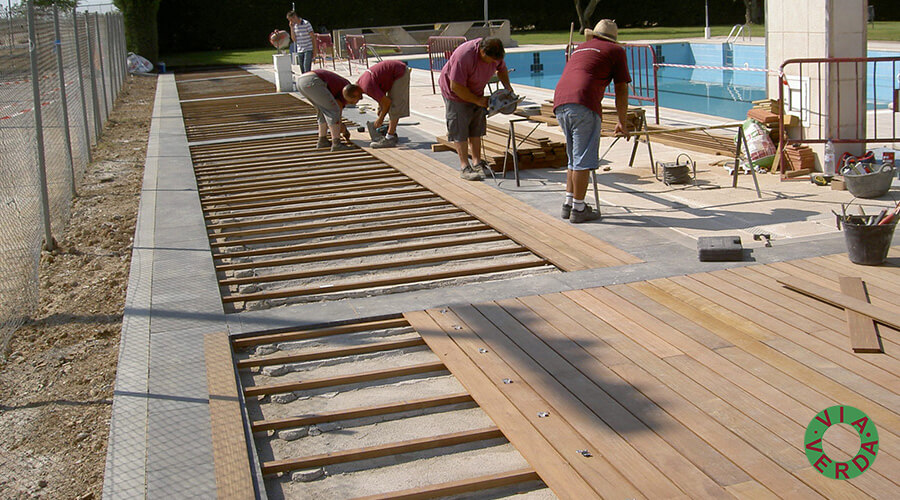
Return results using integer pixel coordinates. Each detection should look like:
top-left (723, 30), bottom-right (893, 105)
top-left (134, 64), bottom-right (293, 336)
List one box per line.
top-left (573, 199), bottom-right (585, 211)
top-left (565, 193), bottom-right (574, 206)
top-left (385, 133), bottom-right (397, 139)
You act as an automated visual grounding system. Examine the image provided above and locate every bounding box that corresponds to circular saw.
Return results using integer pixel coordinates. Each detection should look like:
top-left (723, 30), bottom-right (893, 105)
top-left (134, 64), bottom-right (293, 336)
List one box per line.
top-left (487, 89), bottom-right (525, 117)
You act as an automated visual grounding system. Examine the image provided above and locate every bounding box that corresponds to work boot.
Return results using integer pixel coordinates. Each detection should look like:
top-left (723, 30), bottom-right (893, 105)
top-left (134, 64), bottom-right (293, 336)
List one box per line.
top-left (316, 136), bottom-right (331, 149)
top-left (570, 204), bottom-right (601, 223)
top-left (561, 203), bottom-right (572, 219)
top-left (370, 135), bottom-right (398, 148)
top-left (460, 164), bottom-right (484, 181)
top-left (331, 142), bottom-right (353, 152)
top-left (366, 121), bottom-right (384, 142)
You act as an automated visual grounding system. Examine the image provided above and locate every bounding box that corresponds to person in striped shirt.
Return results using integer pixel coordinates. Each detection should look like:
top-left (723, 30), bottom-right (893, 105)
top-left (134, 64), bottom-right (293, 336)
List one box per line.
top-left (287, 11), bottom-right (315, 73)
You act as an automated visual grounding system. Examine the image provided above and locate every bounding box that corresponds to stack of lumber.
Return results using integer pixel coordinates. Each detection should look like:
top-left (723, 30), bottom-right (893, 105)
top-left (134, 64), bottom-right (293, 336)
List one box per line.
top-left (522, 100), bottom-right (736, 157)
top-left (783, 143), bottom-right (815, 172)
top-left (747, 99), bottom-right (781, 125)
top-left (432, 122), bottom-right (567, 171)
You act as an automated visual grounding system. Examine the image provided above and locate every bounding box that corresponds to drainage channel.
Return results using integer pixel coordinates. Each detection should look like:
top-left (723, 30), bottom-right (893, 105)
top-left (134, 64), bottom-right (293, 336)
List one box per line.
top-left (231, 316), bottom-right (551, 499)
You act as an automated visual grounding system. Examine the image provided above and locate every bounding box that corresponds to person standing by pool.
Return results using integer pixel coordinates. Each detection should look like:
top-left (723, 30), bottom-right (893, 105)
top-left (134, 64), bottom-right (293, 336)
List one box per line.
top-left (357, 60), bottom-right (412, 148)
top-left (439, 37), bottom-right (513, 181)
top-left (296, 69), bottom-right (363, 152)
top-left (287, 10), bottom-right (315, 73)
top-left (554, 19), bottom-right (631, 223)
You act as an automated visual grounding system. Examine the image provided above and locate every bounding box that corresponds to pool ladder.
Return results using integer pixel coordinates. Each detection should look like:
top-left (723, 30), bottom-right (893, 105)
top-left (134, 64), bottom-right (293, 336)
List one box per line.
top-left (726, 24), bottom-right (750, 43)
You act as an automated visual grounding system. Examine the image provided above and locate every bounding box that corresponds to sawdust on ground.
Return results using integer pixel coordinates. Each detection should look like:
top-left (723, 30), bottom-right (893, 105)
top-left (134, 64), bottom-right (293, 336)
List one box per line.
top-left (0, 74), bottom-right (156, 499)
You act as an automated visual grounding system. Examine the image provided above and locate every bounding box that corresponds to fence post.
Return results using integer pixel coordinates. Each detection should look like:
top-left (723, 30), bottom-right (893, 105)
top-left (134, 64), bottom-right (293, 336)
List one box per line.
top-left (105, 12), bottom-right (118, 100)
top-left (53, 4), bottom-right (77, 198)
top-left (26, 0), bottom-right (56, 251)
top-left (93, 13), bottom-right (109, 121)
top-left (72, 8), bottom-right (93, 162)
top-left (85, 11), bottom-right (102, 138)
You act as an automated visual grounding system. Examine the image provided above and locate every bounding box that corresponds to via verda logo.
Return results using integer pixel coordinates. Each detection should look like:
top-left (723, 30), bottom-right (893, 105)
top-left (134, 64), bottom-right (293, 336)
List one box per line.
top-left (805, 405), bottom-right (878, 480)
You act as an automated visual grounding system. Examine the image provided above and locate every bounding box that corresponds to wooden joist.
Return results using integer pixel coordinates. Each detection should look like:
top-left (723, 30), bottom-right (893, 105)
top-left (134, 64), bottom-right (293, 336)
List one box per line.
top-left (232, 317), bottom-right (409, 349)
top-left (350, 468), bottom-right (541, 500)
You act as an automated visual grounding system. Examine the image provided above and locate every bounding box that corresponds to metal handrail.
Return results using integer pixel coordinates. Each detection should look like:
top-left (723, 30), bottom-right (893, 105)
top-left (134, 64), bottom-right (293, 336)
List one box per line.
top-left (726, 24), bottom-right (749, 43)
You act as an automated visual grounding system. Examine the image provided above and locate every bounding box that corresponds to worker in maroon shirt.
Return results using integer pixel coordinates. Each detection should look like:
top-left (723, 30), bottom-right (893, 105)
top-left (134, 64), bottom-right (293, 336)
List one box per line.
top-left (554, 20), bottom-right (631, 223)
top-left (439, 37), bottom-right (513, 181)
top-left (296, 69), bottom-right (363, 152)
top-left (357, 60), bottom-right (412, 148)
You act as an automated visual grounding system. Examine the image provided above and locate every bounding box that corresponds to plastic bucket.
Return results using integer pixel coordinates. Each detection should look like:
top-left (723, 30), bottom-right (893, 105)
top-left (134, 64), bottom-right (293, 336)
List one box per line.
top-left (843, 220), bottom-right (897, 265)
top-left (844, 166), bottom-right (895, 198)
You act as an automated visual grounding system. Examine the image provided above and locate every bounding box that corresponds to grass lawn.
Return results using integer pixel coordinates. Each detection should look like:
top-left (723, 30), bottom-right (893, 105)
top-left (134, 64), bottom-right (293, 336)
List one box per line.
top-left (161, 48), bottom-right (280, 68)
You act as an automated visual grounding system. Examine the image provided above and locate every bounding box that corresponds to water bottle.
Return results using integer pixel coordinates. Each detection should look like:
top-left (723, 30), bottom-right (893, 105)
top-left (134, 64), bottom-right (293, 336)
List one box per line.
top-left (823, 139), bottom-right (835, 176)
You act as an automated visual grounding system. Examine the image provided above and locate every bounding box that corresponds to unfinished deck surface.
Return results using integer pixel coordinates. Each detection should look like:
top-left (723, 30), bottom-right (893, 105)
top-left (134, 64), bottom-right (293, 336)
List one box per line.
top-left (405, 249), bottom-right (900, 499)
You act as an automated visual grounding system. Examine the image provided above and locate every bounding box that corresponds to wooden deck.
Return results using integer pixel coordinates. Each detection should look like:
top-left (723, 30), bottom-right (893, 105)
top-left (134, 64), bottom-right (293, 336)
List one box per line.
top-left (405, 249), bottom-right (900, 499)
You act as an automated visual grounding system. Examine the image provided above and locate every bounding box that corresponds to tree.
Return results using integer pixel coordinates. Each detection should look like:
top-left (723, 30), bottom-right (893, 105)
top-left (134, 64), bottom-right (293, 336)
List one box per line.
top-left (741, 0), bottom-right (764, 25)
top-left (112, 0), bottom-right (161, 62)
top-left (573, 0), bottom-right (601, 34)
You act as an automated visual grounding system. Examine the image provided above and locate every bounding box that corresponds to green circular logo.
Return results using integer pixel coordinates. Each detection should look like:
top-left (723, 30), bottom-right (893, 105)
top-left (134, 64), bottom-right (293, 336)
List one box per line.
top-left (805, 405), bottom-right (879, 480)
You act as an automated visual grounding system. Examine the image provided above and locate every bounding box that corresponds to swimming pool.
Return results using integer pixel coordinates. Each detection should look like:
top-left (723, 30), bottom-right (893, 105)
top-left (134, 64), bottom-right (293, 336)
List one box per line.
top-left (407, 43), bottom-right (898, 120)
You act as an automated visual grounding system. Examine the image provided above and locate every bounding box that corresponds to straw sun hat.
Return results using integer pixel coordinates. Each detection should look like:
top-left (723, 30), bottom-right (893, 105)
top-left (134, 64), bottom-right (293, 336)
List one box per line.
top-left (585, 19), bottom-right (618, 43)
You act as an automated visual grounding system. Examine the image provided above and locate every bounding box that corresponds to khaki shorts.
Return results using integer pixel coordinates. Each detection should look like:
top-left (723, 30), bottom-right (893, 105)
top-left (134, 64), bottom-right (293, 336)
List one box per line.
top-left (444, 97), bottom-right (486, 142)
top-left (387, 67), bottom-right (411, 121)
top-left (296, 72), bottom-right (341, 127)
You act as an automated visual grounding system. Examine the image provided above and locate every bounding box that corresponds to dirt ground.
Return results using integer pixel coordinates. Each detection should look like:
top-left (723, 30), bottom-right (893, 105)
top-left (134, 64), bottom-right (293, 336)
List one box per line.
top-left (0, 75), bottom-right (157, 499)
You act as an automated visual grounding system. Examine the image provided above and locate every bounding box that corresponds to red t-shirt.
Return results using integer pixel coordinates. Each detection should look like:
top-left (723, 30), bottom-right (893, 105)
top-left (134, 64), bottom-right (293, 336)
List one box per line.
top-left (312, 69), bottom-right (350, 107)
top-left (439, 38), bottom-right (508, 103)
top-left (357, 60), bottom-right (407, 102)
top-left (553, 38), bottom-right (631, 117)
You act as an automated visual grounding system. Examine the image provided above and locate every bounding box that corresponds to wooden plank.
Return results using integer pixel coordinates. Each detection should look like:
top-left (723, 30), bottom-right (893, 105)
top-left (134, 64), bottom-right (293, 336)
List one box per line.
top-left (224, 257), bottom-right (548, 303)
top-left (368, 147), bottom-right (640, 270)
top-left (460, 301), bottom-right (690, 498)
top-left (778, 276), bottom-right (900, 331)
top-left (219, 246), bottom-right (528, 286)
top-left (203, 333), bottom-right (255, 499)
top-left (838, 276), bottom-right (881, 353)
top-left (351, 468), bottom-right (540, 500)
top-left (403, 310), bottom-right (619, 499)
top-left (237, 337), bottom-right (426, 369)
top-left (514, 294), bottom-right (751, 491)
top-left (204, 189), bottom-right (433, 220)
top-left (210, 207), bottom-right (463, 241)
top-left (199, 169), bottom-right (398, 195)
top-left (250, 393), bottom-right (474, 432)
top-left (785, 259), bottom-right (897, 310)
top-left (215, 233), bottom-right (507, 272)
top-left (210, 213), bottom-right (474, 248)
top-left (260, 427), bottom-right (503, 475)
top-left (243, 360), bottom-right (447, 397)
top-left (232, 317), bottom-right (409, 349)
top-left (214, 224), bottom-right (493, 260)
top-left (201, 177), bottom-right (412, 205)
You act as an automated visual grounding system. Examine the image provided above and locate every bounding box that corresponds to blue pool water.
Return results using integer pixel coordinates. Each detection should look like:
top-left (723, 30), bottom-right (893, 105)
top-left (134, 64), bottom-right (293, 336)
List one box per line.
top-left (407, 43), bottom-right (899, 120)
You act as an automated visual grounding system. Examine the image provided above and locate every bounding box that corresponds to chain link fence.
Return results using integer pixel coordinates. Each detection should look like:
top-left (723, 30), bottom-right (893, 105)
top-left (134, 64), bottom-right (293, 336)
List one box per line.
top-left (0, 4), bottom-right (125, 359)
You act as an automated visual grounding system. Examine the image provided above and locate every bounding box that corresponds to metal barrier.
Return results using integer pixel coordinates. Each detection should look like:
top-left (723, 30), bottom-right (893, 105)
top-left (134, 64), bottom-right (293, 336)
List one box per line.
top-left (426, 36), bottom-right (467, 94)
top-left (313, 33), bottom-right (336, 70)
top-left (777, 56), bottom-right (900, 176)
top-left (0, 5), bottom-right (125, 355)
top-left (344, 34), bottom-right (367, 73)
top-left (607, 44), bottom-right (660, 124)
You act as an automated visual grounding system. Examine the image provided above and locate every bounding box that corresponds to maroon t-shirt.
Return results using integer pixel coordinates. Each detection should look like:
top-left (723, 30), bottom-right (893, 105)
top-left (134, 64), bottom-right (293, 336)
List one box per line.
top-left (357, 60), bottom-right (407, 101)
top-left (312, 69), bottom-right (350, 107)
top-left (439, 38), bottom-right (508, 102)
top-left (553, 38), bottom-right (631, 117)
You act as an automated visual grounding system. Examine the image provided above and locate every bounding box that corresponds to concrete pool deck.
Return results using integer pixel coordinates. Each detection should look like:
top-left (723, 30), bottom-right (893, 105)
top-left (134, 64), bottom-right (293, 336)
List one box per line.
top-left (102, 39), bottom-right (899, 498)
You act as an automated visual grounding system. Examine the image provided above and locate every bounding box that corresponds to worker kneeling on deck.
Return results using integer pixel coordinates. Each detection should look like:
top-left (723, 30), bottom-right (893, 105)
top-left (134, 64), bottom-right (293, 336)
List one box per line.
top-left (439, 37), bottom-right (513, 181)
top-left (554, 19), bottom-right (631, 223)
top-left (357, 60), bottom-right (412, 148)
top-left (297, 69), bottom-right (363, 152)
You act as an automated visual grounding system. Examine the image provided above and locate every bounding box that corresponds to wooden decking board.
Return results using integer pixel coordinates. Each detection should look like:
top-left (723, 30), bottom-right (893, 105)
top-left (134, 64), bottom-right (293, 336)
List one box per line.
top-left (199, 169), bottom-right (399, 195)
top-left (725, 480), bottom-right (781, 500)
top-left (840, 276), bottom-right (883, 353)
top-left (421, 307), bottom-right (645, 498)
top-left (368, 147), bottom-right (639, 270)
top-left (403, 311), bottom-right (607, 499)
top-left (672, 274), bottom-right (900, 392)
top-left (786, 258), bottom-right (898, 311)
top-left (516, 294), bottom-right (752, 489)
top-left (460, 301), bottom-right (690, 498)
top-left (778, 275), bottom-right (900, 332)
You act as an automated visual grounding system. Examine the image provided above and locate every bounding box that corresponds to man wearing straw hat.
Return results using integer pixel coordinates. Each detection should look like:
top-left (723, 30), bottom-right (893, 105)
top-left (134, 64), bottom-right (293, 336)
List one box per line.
top-left (554, 19), bottom-right (631, 223)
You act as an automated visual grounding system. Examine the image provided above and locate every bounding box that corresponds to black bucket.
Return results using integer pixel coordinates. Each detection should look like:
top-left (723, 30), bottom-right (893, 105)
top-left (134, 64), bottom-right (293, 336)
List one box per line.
top-left (843, 220), bottom-right (897, 265)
